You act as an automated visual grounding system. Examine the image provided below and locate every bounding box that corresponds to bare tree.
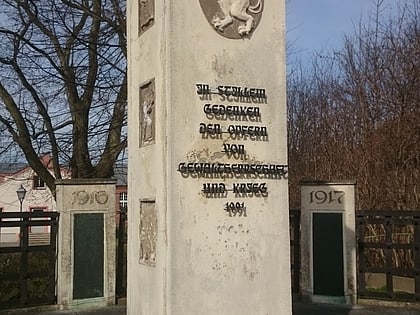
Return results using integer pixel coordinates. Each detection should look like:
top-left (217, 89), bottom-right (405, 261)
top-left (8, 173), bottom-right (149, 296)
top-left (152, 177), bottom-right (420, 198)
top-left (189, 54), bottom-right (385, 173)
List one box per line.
top-left (287, 0), bottom-right (419, 209)
top-left (0, 0), bottom-right (127, 196)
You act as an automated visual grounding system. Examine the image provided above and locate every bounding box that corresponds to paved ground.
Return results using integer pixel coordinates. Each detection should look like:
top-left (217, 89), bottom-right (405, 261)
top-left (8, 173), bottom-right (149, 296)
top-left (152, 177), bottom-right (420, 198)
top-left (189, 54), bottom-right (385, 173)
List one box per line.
top-left (293, 301), bottom-right (420, 315)
top-left (2, 300), bottom-right (420, 314)
top-left (0, 303), bottom-right (126, 315)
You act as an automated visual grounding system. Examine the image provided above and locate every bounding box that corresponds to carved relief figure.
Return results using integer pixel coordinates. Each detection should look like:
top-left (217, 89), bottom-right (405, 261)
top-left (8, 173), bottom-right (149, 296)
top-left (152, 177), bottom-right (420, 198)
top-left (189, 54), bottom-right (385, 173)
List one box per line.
top-left (139, 0), bottom-right (154, 34)
top-left (142, 93), bottom-right (153, 143)
top-left (139, 80), bottom-right (155, 147)
top-left (139, 202), bottom-right (157, 267)
top-left (212, 0), bottom-right (262, 36)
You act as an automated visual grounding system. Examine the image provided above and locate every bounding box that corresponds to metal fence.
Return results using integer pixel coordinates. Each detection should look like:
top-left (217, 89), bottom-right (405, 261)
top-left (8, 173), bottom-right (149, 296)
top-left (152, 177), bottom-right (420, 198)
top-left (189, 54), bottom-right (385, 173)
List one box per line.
top-left (0, 211), bottom-right (59, 309)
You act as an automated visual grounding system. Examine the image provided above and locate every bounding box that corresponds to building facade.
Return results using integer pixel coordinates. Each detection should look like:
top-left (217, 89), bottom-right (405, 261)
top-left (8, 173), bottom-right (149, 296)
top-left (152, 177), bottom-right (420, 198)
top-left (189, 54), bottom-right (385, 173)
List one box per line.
top-left (0, 155), bottom-right (127, 245)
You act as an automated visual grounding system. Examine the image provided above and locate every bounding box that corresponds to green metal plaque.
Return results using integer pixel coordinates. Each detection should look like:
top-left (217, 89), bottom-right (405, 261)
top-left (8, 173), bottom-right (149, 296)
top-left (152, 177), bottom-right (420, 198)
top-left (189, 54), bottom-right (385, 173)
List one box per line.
top-left (313, 212), bottom-right (344, 296)
top-left (73, 213), bottom-right (104, 299)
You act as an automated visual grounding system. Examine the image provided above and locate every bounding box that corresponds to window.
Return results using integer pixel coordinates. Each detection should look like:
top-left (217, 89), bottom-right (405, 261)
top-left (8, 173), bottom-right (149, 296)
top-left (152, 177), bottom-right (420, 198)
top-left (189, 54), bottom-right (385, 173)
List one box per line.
top-left (32, 208), bottom-right (45, 213)
top-left (119, 192), bottom-right (128, 211)
top-left (33, 175), bottom-right (45, 189)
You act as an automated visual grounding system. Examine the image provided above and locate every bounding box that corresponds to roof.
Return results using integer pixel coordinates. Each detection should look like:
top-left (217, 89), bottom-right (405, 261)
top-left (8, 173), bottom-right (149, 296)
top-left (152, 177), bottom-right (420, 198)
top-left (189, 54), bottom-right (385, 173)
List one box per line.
top-left (0, 162), bottom-right (28, 174)
top-left (0, 159), bottom-right (127, 185)
top-left (0, 154), bottom-right (53, 175)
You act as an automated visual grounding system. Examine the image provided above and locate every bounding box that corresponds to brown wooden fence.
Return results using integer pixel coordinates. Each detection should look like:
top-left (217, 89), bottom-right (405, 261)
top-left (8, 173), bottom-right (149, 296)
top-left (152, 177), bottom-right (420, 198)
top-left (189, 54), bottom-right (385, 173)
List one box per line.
top-left (289, 209), bottom-right (420, 302)
top-left (290, 209), bottom-right (301, 294)
top-left (116, 205), bottom-right (128, 299)
top-left (0, 211), bottom-right (59, 309)
top-left (357, 210), bottom-right (420, 301)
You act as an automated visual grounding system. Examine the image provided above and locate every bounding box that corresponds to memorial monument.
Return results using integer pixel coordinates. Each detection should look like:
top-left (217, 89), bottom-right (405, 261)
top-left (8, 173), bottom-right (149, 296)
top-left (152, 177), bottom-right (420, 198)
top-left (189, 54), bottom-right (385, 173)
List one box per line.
top-left (55, 179), bottom-right (116, 309)
top-left (127, 0), bottom-right (291, 314)
top-left (300, 181), bottom-right (357, 304)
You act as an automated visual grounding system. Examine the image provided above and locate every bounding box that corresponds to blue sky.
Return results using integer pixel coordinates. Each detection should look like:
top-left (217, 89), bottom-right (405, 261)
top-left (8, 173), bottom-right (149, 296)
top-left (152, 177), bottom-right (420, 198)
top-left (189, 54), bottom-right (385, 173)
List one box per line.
top-left (286, 0), bottom-right (400, 62)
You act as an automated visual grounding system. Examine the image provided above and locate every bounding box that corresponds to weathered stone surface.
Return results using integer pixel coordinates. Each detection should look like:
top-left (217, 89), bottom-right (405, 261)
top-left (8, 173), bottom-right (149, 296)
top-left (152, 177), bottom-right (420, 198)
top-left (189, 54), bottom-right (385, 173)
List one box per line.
top-left (127, 0), bottom-right (290, 314)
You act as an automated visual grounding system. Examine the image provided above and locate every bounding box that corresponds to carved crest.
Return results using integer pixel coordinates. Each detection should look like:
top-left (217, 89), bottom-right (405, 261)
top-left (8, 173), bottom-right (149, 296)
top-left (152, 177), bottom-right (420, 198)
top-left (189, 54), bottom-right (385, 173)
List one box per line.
top-left (199, 0), bottom-right (264, 39)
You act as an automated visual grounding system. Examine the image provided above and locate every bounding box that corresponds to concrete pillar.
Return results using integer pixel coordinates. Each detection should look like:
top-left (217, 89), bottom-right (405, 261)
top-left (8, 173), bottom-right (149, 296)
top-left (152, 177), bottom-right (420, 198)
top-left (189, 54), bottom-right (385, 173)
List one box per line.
top-left (55, 179), bottom-right (116, 310)
top-left (127, 0), bottom-right (291, 314)
top-left (300, 181), bottom-right (357, 304)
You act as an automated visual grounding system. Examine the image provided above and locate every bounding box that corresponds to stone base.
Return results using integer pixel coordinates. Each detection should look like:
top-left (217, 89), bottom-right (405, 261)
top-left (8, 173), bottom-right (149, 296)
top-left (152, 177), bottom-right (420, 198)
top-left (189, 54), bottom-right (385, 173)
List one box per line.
top-left (302, 293), bottom-right (355, 305)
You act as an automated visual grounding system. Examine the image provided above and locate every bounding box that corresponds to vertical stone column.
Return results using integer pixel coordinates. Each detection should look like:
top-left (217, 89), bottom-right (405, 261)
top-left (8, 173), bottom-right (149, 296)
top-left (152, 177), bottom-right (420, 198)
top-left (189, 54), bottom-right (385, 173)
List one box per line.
top-left (127, 1), bottom-right (291, 314)
top-left (55, 179), bottom-right (116, 310)
top-left (300, 181), bottom-right (357, 304)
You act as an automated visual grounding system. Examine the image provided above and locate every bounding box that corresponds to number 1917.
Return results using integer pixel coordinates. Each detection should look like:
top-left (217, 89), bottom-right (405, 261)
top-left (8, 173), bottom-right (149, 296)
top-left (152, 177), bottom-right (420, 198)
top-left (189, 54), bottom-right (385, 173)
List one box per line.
top-left (309, 190), bottom-right (345, 204)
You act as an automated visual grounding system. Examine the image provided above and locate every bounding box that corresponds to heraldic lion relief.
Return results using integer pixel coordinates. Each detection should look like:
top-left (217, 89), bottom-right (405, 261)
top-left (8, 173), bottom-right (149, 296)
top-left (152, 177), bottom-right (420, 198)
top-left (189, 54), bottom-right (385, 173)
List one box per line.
top-left (199, 0), bottom-right (263, 39)
top-left (212, 0), bottom-right (262, 35)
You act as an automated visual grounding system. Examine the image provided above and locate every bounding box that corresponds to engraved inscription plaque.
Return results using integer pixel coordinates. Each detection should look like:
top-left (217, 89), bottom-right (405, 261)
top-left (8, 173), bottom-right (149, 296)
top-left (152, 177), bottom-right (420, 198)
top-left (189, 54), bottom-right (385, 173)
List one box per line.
top-left (73, 213), bottom-right (104, 299)
top-left (139, 200), bottom-right (157, 267)
top-left (139, 80), bottom-right (155, 147)
top-left (313, 213), bottom-right (344, 296)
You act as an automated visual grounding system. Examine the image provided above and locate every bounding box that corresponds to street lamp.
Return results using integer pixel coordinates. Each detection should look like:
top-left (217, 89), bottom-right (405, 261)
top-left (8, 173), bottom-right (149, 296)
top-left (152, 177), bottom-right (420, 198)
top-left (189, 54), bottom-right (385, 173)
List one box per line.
top-left (16, 184), bottom-right (27, 247)
top-left (16, 184), bottom-right (26, 212)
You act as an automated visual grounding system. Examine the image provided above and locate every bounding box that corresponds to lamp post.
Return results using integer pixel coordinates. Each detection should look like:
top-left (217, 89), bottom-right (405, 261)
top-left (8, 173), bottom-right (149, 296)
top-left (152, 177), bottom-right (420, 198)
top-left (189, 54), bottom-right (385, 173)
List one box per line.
top-left (16, 185), bottom-right (26, 246)
top-left (16, 184), bottom-right (27, 213)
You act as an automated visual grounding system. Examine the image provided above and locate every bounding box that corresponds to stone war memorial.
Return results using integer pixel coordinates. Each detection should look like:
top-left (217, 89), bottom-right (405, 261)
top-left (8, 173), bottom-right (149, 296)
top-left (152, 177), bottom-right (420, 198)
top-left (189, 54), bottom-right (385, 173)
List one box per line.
top-left (127, 0), bottom-right (291, 314)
